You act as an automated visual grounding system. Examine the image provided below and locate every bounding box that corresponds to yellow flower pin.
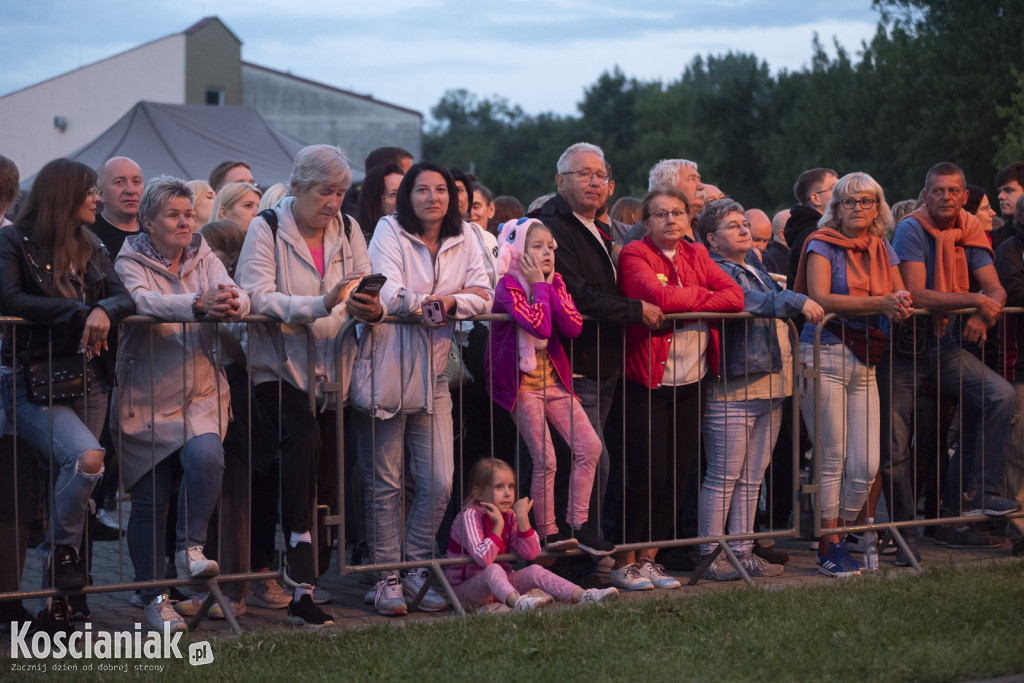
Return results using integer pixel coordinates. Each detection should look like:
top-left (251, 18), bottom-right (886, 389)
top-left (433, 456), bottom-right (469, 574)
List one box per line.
top-left (656, 273), bottom-right (669, 286)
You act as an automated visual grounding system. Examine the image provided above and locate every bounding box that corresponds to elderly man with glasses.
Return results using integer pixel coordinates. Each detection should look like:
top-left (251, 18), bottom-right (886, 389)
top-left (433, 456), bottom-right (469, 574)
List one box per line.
top-left (527, 143), bottom-right (663, 568)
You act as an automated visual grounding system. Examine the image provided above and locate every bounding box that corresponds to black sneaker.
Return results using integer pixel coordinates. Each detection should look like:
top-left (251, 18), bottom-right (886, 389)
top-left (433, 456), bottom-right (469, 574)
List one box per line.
top-left (571, 525), bottom-right (615, 557)
top-left (285, 594), bottom-right (335, 628)
top-left (37, 597), bottom-right (74, 636)
top-left (946, 525), bottom-right (1002, 548)
top-left (50, 545), bottom-right (87, 591)
top-left (68, 594), bottom-right (91, 621)
top-left (753, 541), bottom-right (789, 565)
top-left (1013, 539), bottom-right (1024, 557)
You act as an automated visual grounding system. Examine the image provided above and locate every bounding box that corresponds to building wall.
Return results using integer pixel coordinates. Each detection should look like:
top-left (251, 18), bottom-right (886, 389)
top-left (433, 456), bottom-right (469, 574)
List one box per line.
top-left (0, 35), bottom-right (186, 178)
top-left (185, 22), bottom-right (242, 106)
top-left (242, 65), bottom-right (422, 171)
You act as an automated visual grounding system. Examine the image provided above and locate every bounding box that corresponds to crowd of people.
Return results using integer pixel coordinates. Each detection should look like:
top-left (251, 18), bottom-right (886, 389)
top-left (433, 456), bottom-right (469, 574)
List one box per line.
top-left (0, 140), bottom-right (1022, 635)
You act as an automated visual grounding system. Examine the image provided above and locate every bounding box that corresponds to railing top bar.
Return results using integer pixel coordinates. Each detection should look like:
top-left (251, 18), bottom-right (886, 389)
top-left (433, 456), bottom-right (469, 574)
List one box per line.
top-left (2, 306), bottom-right (1023, 327)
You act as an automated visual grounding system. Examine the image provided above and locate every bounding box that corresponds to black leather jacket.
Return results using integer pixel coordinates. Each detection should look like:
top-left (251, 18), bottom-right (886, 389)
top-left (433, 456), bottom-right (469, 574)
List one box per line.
top-left (0, 222), bottom-right (135, 381)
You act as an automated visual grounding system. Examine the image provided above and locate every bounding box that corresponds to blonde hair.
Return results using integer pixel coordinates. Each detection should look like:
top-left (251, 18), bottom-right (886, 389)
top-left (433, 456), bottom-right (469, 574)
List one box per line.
top-left (259, 183), bottom-right (288, 211)
top-left (819, 172), bottom-right (893, 238)
top-left (210, 182), bottom-right (260, 227)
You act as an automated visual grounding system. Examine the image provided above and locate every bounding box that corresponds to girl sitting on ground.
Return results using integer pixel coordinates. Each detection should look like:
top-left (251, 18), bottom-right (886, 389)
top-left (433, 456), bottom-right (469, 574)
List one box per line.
top-left (485, 218), bottom-right (613, 556)
top-left (446, 458), bottom-right (618, 613)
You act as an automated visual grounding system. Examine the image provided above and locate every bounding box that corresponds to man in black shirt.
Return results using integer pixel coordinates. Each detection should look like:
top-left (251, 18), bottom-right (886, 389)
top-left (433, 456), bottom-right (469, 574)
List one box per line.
top-left (91, 157), bottom-right (144, 257)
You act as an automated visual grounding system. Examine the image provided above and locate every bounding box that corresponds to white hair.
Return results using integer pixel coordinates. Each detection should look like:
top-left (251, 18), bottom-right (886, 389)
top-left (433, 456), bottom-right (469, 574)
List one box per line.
top-left (290, 144), bottom-right (352, 193)
top-left (648, 159), bottom-right (698, 192)
top-left (556, 142), bottom-right (605, 174)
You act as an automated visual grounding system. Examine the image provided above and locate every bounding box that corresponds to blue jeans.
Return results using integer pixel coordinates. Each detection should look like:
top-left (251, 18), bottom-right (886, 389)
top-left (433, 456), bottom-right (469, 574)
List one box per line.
top-left (0, 368), bottom-right (106, 552)
top-left (354, 377), bottom-right (453, 566)
top-left (127, 433), bottom-right (224, 603)
top-left (879, 337), bottom-right (1013, 526)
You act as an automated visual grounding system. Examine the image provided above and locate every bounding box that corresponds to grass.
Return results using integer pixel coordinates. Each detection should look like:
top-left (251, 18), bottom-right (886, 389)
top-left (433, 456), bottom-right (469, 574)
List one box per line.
top-left (4, 562), bottom-right (1024, 681)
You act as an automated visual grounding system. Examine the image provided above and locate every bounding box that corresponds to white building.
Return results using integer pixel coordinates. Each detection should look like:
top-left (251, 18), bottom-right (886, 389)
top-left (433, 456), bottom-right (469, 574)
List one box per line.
top-left (0, 17), bottom-right (422, 179)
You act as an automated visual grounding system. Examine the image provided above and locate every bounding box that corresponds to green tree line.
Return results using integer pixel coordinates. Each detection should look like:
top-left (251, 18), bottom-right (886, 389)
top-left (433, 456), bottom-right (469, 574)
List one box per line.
top-left (424, 0), bottom-right (1024, 214)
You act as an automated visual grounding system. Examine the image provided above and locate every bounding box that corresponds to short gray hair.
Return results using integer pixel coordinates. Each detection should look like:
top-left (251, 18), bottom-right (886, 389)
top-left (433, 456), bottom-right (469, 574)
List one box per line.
top-left (556, 142), bottom-right (605, 174)
top-left (139, 176), bottom-right (194, 223)
top-left (697, 197), bottom-right (745, 246)
top-left (290, 144), bottom-right (352, 194)
top-left (648, 159), bottom-right (698, 192)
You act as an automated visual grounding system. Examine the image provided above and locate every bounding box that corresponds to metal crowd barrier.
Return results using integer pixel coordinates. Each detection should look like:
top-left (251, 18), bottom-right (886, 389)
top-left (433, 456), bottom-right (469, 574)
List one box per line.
top-left (805, 309), bottom-right (1024, 573)
top-left (1, 306), bottom-right (1021, 629)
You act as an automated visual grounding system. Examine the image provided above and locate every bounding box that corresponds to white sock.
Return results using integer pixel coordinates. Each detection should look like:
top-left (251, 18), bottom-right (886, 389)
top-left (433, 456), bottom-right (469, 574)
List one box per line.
top-left (294, 586), bottom-right (312, 602)
top-left (289, 531), bottom-right (311, 548)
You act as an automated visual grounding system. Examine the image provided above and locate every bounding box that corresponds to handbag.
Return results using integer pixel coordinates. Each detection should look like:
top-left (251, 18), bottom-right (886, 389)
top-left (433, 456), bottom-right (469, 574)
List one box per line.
top-left (349, 321), bottom-right (435, 419)
top-left (825, 321), bottom-right (888, 366)
top-left (21, 353), bottom-right (95, 403)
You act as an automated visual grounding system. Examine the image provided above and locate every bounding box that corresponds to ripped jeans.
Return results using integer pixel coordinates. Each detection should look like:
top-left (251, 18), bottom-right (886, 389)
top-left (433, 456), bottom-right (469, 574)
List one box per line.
top-left (0, 367), bottom-right (106, 552)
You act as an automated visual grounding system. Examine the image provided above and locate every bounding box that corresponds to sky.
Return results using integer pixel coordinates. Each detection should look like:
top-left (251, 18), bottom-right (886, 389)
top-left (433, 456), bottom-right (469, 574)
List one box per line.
top-left (0, 1), bottom-right (883, 122)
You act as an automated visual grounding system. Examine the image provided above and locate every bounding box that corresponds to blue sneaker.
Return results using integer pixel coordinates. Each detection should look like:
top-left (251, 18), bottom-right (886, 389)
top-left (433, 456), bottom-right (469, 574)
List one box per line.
top-left (963, 494), bottom-right (1019, 517)
top-left (817, 543), bottom-right (862, 577)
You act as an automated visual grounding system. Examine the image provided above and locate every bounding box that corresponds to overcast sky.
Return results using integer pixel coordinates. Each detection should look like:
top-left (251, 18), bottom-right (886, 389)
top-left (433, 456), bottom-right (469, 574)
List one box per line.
top-left (1, 1), bottom-right (882, 121)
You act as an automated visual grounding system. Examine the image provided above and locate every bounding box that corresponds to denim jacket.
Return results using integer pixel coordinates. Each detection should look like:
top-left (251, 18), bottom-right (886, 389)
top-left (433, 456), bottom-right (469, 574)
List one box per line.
top-left (710, 251), bottom-right (807, 379)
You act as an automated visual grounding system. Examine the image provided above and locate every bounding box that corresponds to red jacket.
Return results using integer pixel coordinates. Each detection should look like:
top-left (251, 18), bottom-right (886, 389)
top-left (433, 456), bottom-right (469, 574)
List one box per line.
top-left (617, 235), bottom-right (744, 388)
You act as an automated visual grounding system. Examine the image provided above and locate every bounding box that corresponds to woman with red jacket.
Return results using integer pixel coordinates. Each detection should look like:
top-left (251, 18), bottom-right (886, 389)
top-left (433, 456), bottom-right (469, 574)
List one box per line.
top-left (610, 187), bottom-right (743, 592)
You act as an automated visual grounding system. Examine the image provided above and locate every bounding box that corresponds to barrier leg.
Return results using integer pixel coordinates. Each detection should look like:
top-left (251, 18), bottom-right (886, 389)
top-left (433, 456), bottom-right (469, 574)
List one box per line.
top-left (886, 526), bottom-right (923, 574)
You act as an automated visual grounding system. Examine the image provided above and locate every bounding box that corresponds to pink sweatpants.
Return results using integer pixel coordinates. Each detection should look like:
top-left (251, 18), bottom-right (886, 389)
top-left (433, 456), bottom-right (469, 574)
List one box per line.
top-left (451, 563), bottom-right (579, 609)
top-left (511, 385), bottom-right (602, 537)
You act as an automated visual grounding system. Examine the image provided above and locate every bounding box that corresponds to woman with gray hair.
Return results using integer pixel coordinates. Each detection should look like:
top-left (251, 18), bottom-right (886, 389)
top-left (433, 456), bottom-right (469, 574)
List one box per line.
top-left (792, 171), bottom-right (912, 578)
top-left (696, 198), bottom-right (823, 581)
top-left (235, 144), bottom-right (383, 627)
top-left (113, 175), bottom-right (249, 632)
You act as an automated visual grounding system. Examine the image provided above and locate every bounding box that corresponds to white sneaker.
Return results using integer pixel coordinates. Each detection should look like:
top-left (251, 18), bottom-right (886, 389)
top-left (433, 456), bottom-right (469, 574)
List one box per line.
top-left (513, 594), bottom-right (546, 611)
top-left (401, 568), bottom-right (448, 612)
top-left (175, 546), bottom-right (219, 579)
top-left (95, 508), bottom-right (122, 530)
top-left (740, 550), bottom-right (784, 577)
top-left (609, 563), bottom-right (654, 591)
top-left (637, 557), bottom-right (681, 590)
top-left (703, 553), bottom-right (740, 582)
top-left (579, 587), bottom-right (619, 605)
top-left (144, 594), bottom-right (185, 633)
top-left (247, 578), bottom-right (291, 610)
top-left (374, 573), bottom-right (407, 617)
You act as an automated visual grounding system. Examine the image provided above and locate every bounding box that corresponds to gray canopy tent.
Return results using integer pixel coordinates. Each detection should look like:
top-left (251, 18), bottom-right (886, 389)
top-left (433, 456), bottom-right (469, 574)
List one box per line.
top-left (22, 101), bottom-right (353, 190)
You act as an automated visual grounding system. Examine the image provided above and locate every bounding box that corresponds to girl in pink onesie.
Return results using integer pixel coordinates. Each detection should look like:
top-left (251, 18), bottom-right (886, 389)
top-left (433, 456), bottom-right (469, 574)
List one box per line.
top-left (446, 458), bottom-right (617, 613)
top-left (485, 218), bottom-right (613, 556)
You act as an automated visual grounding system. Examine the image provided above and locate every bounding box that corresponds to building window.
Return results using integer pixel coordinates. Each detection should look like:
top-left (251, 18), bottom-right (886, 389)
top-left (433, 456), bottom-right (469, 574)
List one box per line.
top-left (205, 88), bottom-right (225, 106)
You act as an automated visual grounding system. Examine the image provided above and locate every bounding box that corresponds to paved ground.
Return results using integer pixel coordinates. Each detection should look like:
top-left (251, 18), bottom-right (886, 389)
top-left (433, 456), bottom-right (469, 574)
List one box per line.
top-left (7, 523), bottom-right (1017, 640)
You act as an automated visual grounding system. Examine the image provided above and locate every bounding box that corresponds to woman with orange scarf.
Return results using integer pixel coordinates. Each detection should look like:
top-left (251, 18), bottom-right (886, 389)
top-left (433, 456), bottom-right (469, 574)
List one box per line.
top-left (794, 172), bottom-right (913, 577)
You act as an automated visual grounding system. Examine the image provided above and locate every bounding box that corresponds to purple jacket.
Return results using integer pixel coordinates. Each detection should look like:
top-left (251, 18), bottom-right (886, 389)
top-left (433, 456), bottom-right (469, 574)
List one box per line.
top-left (485, 273), bottom-right (582, 411)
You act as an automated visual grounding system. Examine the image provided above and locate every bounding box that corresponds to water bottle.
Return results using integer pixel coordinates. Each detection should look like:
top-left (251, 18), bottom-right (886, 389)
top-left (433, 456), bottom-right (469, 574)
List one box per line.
top-left (862, 518), bottom-right (879, 573)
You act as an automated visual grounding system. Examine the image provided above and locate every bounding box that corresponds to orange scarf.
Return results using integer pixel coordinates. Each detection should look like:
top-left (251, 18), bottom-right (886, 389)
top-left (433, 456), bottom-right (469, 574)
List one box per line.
top-left (906, 207), bottom-right (993, 293)
top-left (793, 227), bottom-right (894, 297)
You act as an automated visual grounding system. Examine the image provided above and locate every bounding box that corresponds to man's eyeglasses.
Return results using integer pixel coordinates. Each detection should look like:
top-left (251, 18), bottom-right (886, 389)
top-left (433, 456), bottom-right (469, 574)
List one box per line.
top-left (562, 170), bottom-right (610, 185)
top-left (840, 198), bottom-right (876, 210)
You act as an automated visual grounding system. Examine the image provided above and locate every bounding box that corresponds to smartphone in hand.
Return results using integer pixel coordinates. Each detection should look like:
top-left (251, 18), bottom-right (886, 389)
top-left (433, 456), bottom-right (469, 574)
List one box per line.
top-left (422, 298), bottom-right (447, 325)
top-left (354, 273), bottom-right (387, 296)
